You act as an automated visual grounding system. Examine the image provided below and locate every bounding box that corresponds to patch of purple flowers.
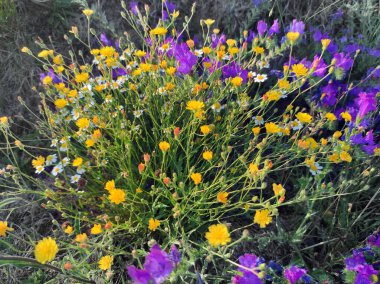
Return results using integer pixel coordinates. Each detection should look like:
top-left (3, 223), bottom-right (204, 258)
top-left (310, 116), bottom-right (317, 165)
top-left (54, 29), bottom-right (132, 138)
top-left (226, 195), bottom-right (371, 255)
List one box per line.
top-left (127, 244), bottom-right (180, 284)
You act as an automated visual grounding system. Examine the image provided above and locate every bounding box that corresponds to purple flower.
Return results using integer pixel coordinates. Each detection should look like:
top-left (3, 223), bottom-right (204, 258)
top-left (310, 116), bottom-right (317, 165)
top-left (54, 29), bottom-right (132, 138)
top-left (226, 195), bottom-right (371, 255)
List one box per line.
top-left (171, 43), bottom-right (197, 74)
top-left (246, 30), bottom-right (256, 43)
top-left (311, 55), bottom-right (328, 77)
top-left (355, 92), bottom-right (377, 118)
top-left (40, 69), bottom-right (61, 84)
top-left (289, 19), bottom-right (305, 35)
top-left (100, 33), bottom-right (112, 46)
top-left (222, 62), bottom-right (248, 82)
top-left (127, 244), bottom-right (179, 284)
top-left (127, 266), bottom-right (153, 284)
top-left (345, 252), bottom-right (367, 270)
top-left (130, 1), bottom-right (138, 15)
top-left (170, 245), bottom-right (181, 265)
top-left (333, 52), bottom-right (354, 71)
top-left (232, 254), bottom-right (263, 284)
top-left (268, 19), bottom-right (279, 36)
top-left (257, 20), bottom-right (267, 36)
top-left (232, 274), bottom-right (262, 284)
top-left (327, 41), bottom-right (339, 54)
top-left (368, 234), bottom-right (380, 247)
top-left (284, 266), bottom-right (307, 284)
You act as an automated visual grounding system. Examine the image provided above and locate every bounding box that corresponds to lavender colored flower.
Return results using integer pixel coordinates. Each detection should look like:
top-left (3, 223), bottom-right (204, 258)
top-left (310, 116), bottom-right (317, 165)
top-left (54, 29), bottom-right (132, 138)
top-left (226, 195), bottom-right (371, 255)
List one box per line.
top-left (232, 254), bottom-right (263, 284)
top-left (345, 252), bottom-right (367, 270)
top-left (40, 69), bottom-right (61, 84)
top-left (289, 19), bottom-right (305, 35)
top-left (171, 43), bottom-right (197, 74)
top-left (284, 266), bottom-right (307, 284)
top-left (311, 55), bottom-right (328, 77)
top-left (268, 19), bottom-right (279, 36)
top-left (368, 234), bottom-right (380, 247)
top-left (128, 244), bottom-right (179, 284)
top-left (327, 41), bottom-right (339, 54)
top-left (333, 52), bottom-right (354, 71)
top-left (100, 33), bottom-right (112, 46)
top-left (232, 273), bottom-right (262, 284)
top-left (127, 266), bottom-right (153, 284)
top-left (355, 92), bottom-right (377, 118)
top-left (257, 20), bottom-right (267, 36)
top-left (222, 62), bottom-right (248, 82)
top-left (130, 1), bottom-right (138, 15)
top-left (170, 245), bottom-right (181, 265)
top-left (246, 30), bottom-right (256, 43)
top-left (162, 1), bottom-right (176, 21)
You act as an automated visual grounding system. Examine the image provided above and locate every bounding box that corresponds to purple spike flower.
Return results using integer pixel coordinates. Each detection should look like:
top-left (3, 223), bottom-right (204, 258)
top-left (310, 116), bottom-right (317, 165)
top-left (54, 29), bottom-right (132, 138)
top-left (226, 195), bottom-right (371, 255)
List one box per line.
top-left (169, 245), bottom-right (181, 265)
top-left (284, 266), bottom-right (307, 284)
top-left (268, 19), bottom-right (279, 36)
top-left (289, 19), bottom-right (305, 35)
top-left (257, 20), bottom-right (267, 36)
top-left (355, 92), bottom-right (376, 118)
top-left (130, 1), bottom-right (138, 15)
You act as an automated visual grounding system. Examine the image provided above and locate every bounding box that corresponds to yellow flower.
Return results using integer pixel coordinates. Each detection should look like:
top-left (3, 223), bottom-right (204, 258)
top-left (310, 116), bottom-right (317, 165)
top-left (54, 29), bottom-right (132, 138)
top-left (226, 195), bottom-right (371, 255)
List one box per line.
top-left (272, 183), bottom-right (285, 196)
top-left (98, 255), bottom-right (113, 270)
top-left (64, 225), bottom-right (73, 235)
top-left (202, 150), bottom-right (213, 161)
top-left (328, 153), bottom-right (340, 163)
top-left (226, 39), bottom-right (236, 47)
top-left (91, 224), bottom-right (102, 235)
top-left (21, 46), bottom-right (30, 53)
top-left (296, 112), bottom-right (312, 124)
top-left (71, 158), bottom-right (83, 169)
top-left (325, 112), bottom-right (337, 121)
top-left (0, 221), bottom-right (13, 237)
top-left (0, 116), bottom-right (8, 124)
top-left (333, 131), bottom-right (342, 139)
top-left (231, 76), bottom-right (243, 87)
top-left (135, 50), bottom-right (146, 57)
top-left (248, 163), bottom-right (259, 176)
top-left (82, 9), bottom-right (94, 17)
top-left (32, 156), bottom-right (45, 168)
top-left (254, 209), bottom-right (272, 228)
top-left (203, 19), bottom-right (215, 26)
top-left (75, 72), bottom-right (89, 83)
top-left (186, 100), bottom-right (205, 111)
top-left (54, 98), bottom-right (68, 109)
top-left (150, 27), bottom-right (168, 36)
top-left (252, 127), bottom-right (260, 135)
top-left (159, 141), bottom-right (170, 152)
top-left (321, 39), bottom-right (331, 49)
top-left (286, 31), bottom-right (300, 43)
top-left (265, 122), bottom-right (280, 134)
top-left (75, 233), bottom-right (88, 243)
top-left (217, 192), bottom-right (228, 204)
top-left (100, 46), bottom-right (116, 57)
top-left (191, 173), bottom-right (202, 185)
top-left (38, 50), bottom-right (53, 58)
top-left (340, 151), bottom-right (352, 163)
top-left (266, 90), bottom-right (281, 101)
top-left (292, 63), bottom-right (308, 78)
top-left (42, 76), bottom-right (53, 85)
top-left (105, 180), bottom-right (116, 192)
top-left (340, 111), bottom-right (352, 122)
top-left (205, 224), bottom-right (231, 247)
top-left (53, 55), bottom-right (63, 65)
top-left (166, 67), bottom-right (177, 75)
top-left (85, 139), bottom-right (95, 148)
top-left (200, 125), bottom-right (211, 135)
top-left (253, 46), bottom-right (264, 54)
top-left (93, 129), bottom-right (102, 140)
top-left (109, 189), bottom-right (126, 205)
top-left (76, 118), bottom-right (90, 129)
top-left (278, 79), bottom-right (290, 90)
top-left (68, 90), bottom-right (78, 98)
top-left (34, 237), bottom-right (59, 264)
top-left (148, 218), bottom-right (160, 231)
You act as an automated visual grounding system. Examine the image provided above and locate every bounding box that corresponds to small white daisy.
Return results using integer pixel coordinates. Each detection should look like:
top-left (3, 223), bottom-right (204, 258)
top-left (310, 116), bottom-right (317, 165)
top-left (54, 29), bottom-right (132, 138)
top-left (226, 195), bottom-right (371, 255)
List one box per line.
top-left (35, 165), bottom-right (45, 174)
top-left (133, 110), bottom-right (143, 118)
top-left (61, 157), bottom-right (70, 167)
top-left (254, 74), bottom-right (268, 83)
top-left (70, 174), bottom-right (81, 184)
top-left (194, 49), bottom-right (203, 57)
top-left (253, 116), bottom-right (264, 125)
top-left (51, 165), bottom-right (63, 176)
top-left (51, 139), bottom-right (58, 147)
top-left (292, 120), bottom-right (303, 131)
top-left (45, 154), bottom-right (57, 166)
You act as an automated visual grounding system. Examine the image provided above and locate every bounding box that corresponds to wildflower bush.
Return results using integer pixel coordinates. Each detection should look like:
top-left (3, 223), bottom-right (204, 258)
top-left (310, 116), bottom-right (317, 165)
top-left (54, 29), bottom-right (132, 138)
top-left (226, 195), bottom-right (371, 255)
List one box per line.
top-left (0, 1), bottom-right (379, 283)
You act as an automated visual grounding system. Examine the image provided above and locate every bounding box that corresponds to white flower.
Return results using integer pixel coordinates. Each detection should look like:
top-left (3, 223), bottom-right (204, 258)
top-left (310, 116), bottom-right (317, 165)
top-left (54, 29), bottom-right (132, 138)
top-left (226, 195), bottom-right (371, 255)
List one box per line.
top-left (157, 87), bottom-right (166, 95)
top-left (194, 49), bottom-right (203, 57)
top-left (45, 154), bottom-right (57, 166)
top-left (35, 165), bottom-right (45, 174)
top-left (308, 162), bottom-right (323, 176)
top-left (257, 60), bottom-right (270, 69)
top-left (254, 74), bottom-right (268, 83)
top-left (77, 166), bottom-right (86, 175)
top-left (248, 71), bottom-right (257, 78)
top-left (291, 120), bottom-right (303, 131)
top-left (61, 157), bottom-right (70, 167)
top-left (211, 102), bottom-right (225, 113)
top-left (60, 142), bottom-right (68, 152)
top-left (51, 139), bottom-right (58, 147)
top-left (70, 174), bottom-right (81, 184)
top-left (133, 110), bottom-right (143, 118)
top-left (253, 116), bottom-right (264, 125)
top-left (51, 165), bottom-right (63, 176)
top-left (222, 54), bottom-right (231, 61)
